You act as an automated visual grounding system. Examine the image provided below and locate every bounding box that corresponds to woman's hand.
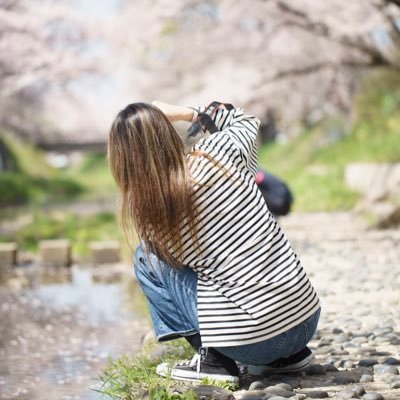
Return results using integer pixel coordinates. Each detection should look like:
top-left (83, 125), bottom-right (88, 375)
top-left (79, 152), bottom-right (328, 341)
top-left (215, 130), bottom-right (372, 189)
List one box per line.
top-left (151, 101), bottom-right (194, 122)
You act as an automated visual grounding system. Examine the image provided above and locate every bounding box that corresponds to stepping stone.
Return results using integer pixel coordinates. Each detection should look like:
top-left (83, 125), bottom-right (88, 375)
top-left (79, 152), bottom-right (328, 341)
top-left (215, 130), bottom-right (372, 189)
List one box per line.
top-left (89, 240), bottom-right (120, 264)
top-left (39, 239), bottom-right (71, 267)
top-left (0, 242), bottom-right (17, 267)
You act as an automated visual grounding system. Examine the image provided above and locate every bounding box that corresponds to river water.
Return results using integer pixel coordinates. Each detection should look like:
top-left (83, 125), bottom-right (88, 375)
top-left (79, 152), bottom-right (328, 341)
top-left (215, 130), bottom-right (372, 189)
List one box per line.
top-left (0, 264), bottom-right (150, 400)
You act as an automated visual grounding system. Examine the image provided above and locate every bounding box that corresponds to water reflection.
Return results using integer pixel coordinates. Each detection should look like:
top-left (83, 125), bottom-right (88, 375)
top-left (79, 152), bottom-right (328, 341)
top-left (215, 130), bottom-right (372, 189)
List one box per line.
top-left (0, 263), bottom-right (150, 400)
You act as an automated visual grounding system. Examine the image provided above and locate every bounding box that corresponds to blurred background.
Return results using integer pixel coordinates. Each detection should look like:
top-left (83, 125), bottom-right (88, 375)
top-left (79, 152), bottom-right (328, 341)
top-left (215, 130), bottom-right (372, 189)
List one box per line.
top-left (0, 0), bottom-right (399, 399)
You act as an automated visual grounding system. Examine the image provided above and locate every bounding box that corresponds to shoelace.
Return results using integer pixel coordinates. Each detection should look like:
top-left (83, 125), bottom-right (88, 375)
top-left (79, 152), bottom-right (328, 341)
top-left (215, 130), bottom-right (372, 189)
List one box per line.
top-left (189, 353), bottom-right (201, 374)
top-left (176, 347), bottom-right (207, 376)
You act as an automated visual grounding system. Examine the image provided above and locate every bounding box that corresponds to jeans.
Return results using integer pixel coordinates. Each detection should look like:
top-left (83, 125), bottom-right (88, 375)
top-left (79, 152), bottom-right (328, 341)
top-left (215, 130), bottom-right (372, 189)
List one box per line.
top-left (134, 244), bottom-right (320, 365)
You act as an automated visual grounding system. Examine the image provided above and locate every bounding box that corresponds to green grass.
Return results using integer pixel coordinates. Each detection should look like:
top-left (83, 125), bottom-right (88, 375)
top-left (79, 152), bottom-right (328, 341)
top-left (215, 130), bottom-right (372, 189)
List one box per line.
top-left (259, 109), bottom-right (400, 211)
top-left (97, 338), bottom-right (237, 400)
top-left (259, 70), bottom-right (400, 211)
top-left (0, 131), bottom-right (86, 206)
top-left (65, 152), bottom-right (116, 199)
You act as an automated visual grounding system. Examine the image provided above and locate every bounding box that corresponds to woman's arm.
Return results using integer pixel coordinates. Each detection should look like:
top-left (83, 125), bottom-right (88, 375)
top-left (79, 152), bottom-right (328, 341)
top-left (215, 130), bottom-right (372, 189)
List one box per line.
top-left (151, 101), bottom-right (194, 122)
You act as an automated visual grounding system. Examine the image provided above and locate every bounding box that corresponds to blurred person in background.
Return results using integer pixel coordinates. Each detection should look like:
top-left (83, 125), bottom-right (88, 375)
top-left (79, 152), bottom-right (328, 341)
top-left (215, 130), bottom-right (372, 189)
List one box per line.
top-left (107, 101), bottom-right (320, 384)
top-left (256, 169), bottom-right (293, 217)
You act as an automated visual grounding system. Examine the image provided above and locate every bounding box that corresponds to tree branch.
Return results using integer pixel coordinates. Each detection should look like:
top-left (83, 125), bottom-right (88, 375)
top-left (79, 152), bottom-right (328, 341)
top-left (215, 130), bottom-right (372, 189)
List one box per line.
top-left (265, 58), bottom-right (399, 83)
top-left (274, 0), bottom-right (396, 68)
top-left (384, 0), bottom-right (400, 8)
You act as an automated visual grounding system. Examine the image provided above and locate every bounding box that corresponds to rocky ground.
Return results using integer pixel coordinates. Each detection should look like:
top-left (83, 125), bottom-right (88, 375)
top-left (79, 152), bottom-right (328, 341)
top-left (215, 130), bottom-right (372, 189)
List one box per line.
top-left (165, 212), bottom-right (400, 400)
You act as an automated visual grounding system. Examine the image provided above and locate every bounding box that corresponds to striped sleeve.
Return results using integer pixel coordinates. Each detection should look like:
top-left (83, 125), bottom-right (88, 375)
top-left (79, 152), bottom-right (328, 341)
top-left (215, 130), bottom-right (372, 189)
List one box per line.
top-left (191, 105), bottom-right (260, 170)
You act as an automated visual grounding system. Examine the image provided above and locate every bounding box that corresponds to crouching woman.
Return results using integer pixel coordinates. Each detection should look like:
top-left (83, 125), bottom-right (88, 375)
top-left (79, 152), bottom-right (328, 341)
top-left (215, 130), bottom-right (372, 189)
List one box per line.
top-left (107, 101), bottom-right (321, 385)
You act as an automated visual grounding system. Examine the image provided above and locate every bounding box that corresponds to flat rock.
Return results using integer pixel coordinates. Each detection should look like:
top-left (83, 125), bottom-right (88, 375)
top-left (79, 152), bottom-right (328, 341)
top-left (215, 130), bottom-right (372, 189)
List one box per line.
top-left (359, 374), bottom-right (373, 383)
top-left (358, 359), bottom-right (378, 367)
top-left (193, 385), bottom-right (234, 400)
top-left (241, 390), bottom-right (265, 400)
top-left (334, 333), bottom-right (350, 343)
top-left (248, 381), bottom-right (266, 391)
top-left (383, 357), bottom-right (400, 366)
top-left (275, 383), bottom-right (293, 392)
top-left (333, 375), bottom-right (357, 385)
top-left (361, 393), bottom-right (385, 400)
top-left (373, 364), bottom-right (399, 375)
top-left (304, 390), bottom-right (330, 398)
top-left (264, 386), bottom-right (294, 398)
top-left (305, 364), bottom-right (326, 376)
top-left (323, 364), bottom-right (338, 372)
top-left (287, 396), bottom-right (306, 400)
top-left (390, 380), bottom-right (400, 389)
top-left (263, 396), bottom-right (285, 400)
top-left (267, 397), bottom-right (287, 400)
top-left (343, 361), bottom-right (355, 369)
top-left (331, 349), bottom-right (350, 356)
top-left (333, 328), bottom-right (344, 334)
top-left (389, 337), bottom-right (400, 345)
top-left (386, 375), bottom-right (400, 383)
top-left (337, 389), bottom-right (359, 399)
top-left (351, 386), bottom-right (366, 397)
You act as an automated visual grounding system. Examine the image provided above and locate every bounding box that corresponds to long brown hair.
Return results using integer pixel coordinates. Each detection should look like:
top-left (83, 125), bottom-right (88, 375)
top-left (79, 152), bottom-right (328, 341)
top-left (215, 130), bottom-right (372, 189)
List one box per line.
top-left (107, 102), bottom-right (200, 267)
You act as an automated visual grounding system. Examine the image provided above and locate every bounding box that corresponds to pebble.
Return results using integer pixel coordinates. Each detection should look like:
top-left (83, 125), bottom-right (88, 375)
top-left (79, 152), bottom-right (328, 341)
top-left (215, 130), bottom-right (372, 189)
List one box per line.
top-left (263, 386), bottom-right (294, 398)
top-left (389, 337), bottom-right (400, 345)
top-left (383, 357), bottom-right (400, 366)
top-left (267, 397), bottom-right (286, 400)
top-left (333, 375), bottom-right (356, 385)
top-left (361, 393), bottom-right (385, 400)
top-left (192, 385), bottom-right (234, 400)
top-left (323, 364), bottom-right (338, 372)
top-left (287, 395), bottom-right (306, 400)
top-left (369, 351), bottom-right (391, 357)
top-left (248, 382), bottom-right (266, 391)
top-left (331, 349), bottom-right (350, 356)
top-left (351, 337), bottom-right (368, 345)
top-left (305, 364), bottom-right (326, 376)
top-left (373, 337), bottom-right (389, 344)
top-left (334, 334), bottom-right (350, 343)
top-left (373, 328), bottom-right (392, 336)
top-left (358, 347), bottom-right (376, 355)
top-left (343, 361), bottom-right (355, 369)
top-left (334, 361), bottom-right (343, 369)
top-left (318, 338), bottom-right (332, 347)
top-left (241, 390), bottom-right (265, 400)
top-left (315, 347), bottom-right (334, 355)
top-left (386, 375), bottom-right (400, 383)
top-left (275, 383), bottom-right (293, 392)
top-left (304, 390), bottom-right (330, 398)
top-left (373, 365), bottom-right (399, 375)
top-left (333, 328), bottom-right (344, 334)
top-left (351, 386), bottom-right (366, 397)
top-left (337, 389), bottom-right (359, 399)
top-left (390, 380), bottom-right (400, 389)
top-left (358, 359), bottom-right (378, 367)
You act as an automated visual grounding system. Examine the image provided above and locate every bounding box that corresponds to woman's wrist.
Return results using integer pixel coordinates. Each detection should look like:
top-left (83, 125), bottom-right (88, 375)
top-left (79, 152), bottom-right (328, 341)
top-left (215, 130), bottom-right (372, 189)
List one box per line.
top-left (152, 101), bottom-right (194, 122)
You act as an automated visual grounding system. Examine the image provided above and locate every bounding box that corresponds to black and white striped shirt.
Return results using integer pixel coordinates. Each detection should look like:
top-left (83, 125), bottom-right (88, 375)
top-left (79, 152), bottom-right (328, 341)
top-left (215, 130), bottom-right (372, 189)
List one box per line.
top-left (178, 106), bottom-right (320, 347)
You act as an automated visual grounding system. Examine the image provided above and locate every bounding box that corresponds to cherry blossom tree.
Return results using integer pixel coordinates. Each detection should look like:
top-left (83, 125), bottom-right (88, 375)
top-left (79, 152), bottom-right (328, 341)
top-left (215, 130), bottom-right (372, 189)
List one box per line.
top-left (0, 0), bottom-right (100, 139)
top-left (107, 0), bottom-right (400, 131)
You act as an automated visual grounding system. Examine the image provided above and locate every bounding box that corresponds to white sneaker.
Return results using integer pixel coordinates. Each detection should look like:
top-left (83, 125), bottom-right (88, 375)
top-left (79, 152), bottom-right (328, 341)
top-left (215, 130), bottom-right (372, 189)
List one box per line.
top-left (156, 348), bottom-right (239, 384)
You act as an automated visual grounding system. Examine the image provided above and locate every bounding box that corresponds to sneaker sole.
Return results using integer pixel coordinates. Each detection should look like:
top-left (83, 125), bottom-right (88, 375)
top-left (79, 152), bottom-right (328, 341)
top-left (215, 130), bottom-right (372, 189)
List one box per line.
top-left (156, 362), bottom-right (239, 384)
top-left (248, 353), bottom-right (316, 375)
